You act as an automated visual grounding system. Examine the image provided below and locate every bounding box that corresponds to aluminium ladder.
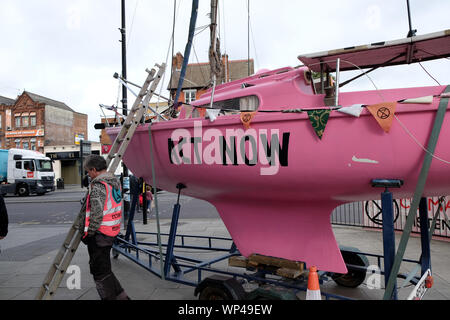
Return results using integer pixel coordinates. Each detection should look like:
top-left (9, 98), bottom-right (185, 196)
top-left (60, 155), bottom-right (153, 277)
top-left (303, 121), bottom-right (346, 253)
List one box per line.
top-left (35, 63), bottom-right (166, 300)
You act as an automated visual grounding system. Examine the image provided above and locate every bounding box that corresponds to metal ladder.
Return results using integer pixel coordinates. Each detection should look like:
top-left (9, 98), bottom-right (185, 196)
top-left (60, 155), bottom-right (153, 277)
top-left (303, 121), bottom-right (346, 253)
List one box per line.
top-left (35, 63), bottom-right (166, 300)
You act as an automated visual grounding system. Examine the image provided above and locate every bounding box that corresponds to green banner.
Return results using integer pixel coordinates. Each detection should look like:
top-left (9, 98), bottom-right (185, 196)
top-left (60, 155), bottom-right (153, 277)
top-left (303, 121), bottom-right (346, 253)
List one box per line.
top-left (307, 109), bottom-right (331, 139)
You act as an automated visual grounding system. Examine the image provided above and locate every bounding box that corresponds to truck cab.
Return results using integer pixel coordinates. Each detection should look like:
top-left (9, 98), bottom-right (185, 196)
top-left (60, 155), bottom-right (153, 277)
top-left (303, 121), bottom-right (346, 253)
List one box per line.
top-left (0, 148), bottom-right (55, 196)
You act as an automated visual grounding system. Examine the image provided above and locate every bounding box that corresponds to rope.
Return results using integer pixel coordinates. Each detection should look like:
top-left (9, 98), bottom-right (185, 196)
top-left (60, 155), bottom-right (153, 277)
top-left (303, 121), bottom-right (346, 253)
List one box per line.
top-left (126, 0), bottom-right (139, 49)
top-left (148, 124), bottom-right (165, 279)
top-left (418, 62), bottom-right (441, 86)
top-left (394, 114), bottom-right (450, 165)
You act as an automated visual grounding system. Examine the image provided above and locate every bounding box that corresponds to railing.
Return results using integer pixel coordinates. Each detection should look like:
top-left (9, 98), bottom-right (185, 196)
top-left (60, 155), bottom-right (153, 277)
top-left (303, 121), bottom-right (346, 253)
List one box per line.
top-left (331, 196), bottom-right (450, 240)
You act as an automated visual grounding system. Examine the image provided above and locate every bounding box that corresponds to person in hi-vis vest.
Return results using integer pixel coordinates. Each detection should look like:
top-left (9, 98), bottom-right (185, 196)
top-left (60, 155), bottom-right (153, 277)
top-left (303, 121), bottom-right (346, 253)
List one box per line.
top-left (77, 155), bottom-right (130, 300)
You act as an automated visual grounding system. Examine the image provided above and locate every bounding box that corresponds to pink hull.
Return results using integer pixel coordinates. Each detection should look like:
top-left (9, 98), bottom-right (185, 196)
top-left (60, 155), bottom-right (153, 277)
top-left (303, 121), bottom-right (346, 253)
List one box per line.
top-left (107, 67), bottom-right (450, 273)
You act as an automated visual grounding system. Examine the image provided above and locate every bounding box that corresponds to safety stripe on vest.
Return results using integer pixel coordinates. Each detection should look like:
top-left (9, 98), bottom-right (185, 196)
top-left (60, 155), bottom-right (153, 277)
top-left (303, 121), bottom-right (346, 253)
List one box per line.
top-left (83, 181), bottom-right (122, 238)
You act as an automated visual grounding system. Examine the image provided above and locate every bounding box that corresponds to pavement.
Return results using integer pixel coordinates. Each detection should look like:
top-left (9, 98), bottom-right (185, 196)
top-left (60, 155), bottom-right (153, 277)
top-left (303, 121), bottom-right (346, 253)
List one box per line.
top-left (1, 185), bottom-right (450, 301)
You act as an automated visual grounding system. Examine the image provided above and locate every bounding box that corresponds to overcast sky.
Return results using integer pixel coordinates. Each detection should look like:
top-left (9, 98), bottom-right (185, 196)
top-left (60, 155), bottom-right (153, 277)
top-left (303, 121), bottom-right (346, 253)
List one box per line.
top-left (1, 0), bottom-right (449, 142)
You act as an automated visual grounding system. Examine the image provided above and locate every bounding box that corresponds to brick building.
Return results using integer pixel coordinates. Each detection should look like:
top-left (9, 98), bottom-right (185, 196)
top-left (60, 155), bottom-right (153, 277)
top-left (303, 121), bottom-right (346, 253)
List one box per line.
top-left (0, 91), bottom-right (89, 184)
top-left (168, 53), bottom-right (254, 104)
top-left (0, 91), bottom-right (87, 152)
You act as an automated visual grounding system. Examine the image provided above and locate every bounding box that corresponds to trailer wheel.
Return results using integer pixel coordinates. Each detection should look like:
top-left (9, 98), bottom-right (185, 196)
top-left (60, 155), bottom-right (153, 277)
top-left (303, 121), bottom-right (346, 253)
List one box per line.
top-left (195, 275), bottom-right (246, 300)
top-left (331, 251), bottom-right (367, 288)
top-left (199, 286), bottom-right (233, 300)
top-left (17, 184), bottom-right (29, 197)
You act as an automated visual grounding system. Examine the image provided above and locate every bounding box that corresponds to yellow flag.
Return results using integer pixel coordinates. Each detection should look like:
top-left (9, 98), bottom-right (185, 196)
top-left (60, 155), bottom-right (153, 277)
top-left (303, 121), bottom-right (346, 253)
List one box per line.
top-left (366, 102), bottom-right (397, 133)
top-left (240, 112), bottom-right (257, 130)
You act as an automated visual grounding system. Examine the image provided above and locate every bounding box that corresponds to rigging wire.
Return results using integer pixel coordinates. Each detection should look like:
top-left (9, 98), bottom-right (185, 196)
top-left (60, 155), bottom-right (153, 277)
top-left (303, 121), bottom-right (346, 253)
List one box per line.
top-left (158, 0), bottom-right (183, 111)
top-left (219, 0), bottom-right (227, 58)
top-left (418, 62), bottom-right (441, 86)
top-left (126, 0), bottom-right (139, 49)
top-left (248, 16), bottom-right (259, 71)
top-left (191, 43), bottom-right (209, 89)
top-left (247, 0), bottom-right (250, 76)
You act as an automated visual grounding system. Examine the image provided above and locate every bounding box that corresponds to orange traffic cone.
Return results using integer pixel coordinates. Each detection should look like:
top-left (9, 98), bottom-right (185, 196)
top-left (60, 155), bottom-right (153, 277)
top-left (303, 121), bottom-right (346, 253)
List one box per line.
top-left (306, 266), bottom-right (321, 300)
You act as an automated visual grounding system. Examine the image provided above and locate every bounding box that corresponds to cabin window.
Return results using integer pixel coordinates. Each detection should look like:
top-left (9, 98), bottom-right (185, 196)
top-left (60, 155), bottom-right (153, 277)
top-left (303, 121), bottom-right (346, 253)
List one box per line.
top-left (195, 95), bottom-right (260, 118)
top-left (16, 161), bottom-right (22, 169)
top-left (184, 89), bottom-right (197, 104)
top-left (239, 96), bottom-right (259, 111)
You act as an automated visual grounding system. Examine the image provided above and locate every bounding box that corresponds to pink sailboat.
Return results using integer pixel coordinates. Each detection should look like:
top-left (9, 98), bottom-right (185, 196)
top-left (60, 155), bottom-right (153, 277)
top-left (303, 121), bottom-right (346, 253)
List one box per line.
top-left (107, 29), bottom-right (450, 274)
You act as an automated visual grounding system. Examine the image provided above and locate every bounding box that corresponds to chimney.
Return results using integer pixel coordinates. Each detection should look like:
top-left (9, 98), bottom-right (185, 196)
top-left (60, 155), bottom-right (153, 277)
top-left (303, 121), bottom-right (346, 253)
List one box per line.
top-left (222, 54), bottom-right (230, 82)
top-left (172, 52), bottom-right (184, 70)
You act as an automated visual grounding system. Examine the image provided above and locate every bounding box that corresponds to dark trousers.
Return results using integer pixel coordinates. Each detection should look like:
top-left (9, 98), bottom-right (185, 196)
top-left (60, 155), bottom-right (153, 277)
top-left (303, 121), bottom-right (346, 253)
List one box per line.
top-left (86, 234), bottom-right (126, 300)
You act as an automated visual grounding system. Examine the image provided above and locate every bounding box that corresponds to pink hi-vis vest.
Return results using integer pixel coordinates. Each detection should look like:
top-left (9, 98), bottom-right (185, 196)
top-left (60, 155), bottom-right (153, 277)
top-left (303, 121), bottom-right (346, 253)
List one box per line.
top-left (84, 182), bottom-right (122, 238)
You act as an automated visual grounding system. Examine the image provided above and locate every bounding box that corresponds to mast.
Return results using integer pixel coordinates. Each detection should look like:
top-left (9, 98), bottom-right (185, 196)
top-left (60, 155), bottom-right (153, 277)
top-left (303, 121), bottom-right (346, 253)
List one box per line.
top-left (406, 0), bottom-right (417, 37)
top-left (120, 0), bottom-right (129, 213)
top-left (209, 0), bottom-right (221, 108)
top-left (172, 0), bottom-right (199, 115)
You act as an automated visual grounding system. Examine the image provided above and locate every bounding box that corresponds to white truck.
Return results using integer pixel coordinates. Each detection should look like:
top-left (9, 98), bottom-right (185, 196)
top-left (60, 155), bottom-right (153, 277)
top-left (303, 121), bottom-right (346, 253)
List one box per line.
top-left (0, 148), bottom-right (55, 196)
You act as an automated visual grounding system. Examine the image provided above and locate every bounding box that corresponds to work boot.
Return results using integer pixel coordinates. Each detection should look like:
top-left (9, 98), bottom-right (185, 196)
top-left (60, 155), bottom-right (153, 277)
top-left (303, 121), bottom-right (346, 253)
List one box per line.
top-left (116, 290), bottom-right (131, 300)
top-left (94, 273), bottom-right (125, 300)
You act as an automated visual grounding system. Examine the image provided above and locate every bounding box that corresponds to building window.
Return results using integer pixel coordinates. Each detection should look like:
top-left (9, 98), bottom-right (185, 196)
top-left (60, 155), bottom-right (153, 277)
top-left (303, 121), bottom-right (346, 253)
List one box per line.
top-left (22, 116), bottom-right (29, 127)
top-left (15, 139), bottom-right (21, 148)
top-left (184, 89), bottom-right (197, 104)
top-left (0, 114), bottom-right (2, 129)
top-left (22, 141), bottom-right (29, 150)
top-left (30, 115), bottom-right (36, 126)
top-left (15, 116), bottom-right (21, 128)
top-left (30, 138), bottom-right (36, 151)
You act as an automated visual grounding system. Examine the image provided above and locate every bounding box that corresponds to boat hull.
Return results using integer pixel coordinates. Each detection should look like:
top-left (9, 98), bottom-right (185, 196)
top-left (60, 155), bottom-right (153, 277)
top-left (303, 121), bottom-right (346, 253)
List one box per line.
top-left (107, 91), bottom-right (450, 273)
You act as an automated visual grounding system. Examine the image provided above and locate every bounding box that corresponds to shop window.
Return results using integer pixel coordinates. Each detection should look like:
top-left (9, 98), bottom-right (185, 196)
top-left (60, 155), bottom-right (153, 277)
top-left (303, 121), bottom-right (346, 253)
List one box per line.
top-left (30, 138), bottom-right (36, 151)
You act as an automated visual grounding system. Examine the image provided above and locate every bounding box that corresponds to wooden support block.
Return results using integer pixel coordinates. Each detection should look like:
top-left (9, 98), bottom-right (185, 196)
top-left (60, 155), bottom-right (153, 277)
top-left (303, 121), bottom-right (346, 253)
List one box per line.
top-left (228, 256), bottom-right (248, 268)
top-left (276, 267), bottom-right (303, 279)
top-left (248, 254), bottom-right (304, 271)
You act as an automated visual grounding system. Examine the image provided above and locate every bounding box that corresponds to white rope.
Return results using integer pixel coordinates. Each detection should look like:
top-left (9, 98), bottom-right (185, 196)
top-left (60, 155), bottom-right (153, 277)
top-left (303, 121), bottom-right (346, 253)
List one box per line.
top-left (394, 114), bottom-right (450, 165)
top-left (156, 0), bottom-right (183, 114)
top-left (126, 0), bottom-right (140, 49)
top-left (418, 62), bottom-right (441, 86)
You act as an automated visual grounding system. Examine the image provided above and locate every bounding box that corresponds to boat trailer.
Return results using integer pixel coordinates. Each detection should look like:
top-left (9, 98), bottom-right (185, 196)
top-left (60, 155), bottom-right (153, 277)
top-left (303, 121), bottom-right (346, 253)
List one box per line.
top-left (112, 180), bottom-right (435, 300)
